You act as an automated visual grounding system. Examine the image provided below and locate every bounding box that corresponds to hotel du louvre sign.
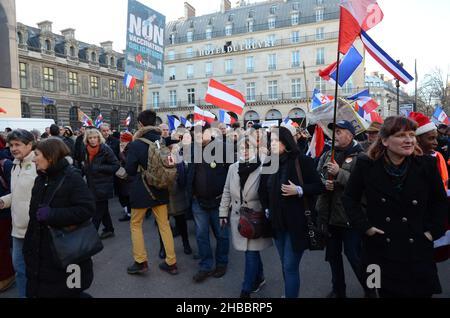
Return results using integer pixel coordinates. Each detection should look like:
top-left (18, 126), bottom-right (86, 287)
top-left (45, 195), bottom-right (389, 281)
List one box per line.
top-left (198, 40), bottom-right (275, 57)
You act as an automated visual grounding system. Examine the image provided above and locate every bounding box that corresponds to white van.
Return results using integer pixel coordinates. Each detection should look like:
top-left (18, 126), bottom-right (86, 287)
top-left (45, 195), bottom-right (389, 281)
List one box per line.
top-left (0, 118), bottom-right (56, 134)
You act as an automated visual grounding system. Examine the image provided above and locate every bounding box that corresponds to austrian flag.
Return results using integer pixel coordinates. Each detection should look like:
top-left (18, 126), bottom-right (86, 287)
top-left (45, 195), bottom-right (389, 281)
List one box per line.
top-left (205, 79), bottom-right (246, 115)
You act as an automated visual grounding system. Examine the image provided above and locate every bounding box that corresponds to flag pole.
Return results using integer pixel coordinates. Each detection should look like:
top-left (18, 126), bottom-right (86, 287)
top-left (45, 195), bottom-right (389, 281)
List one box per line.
top-left (414, 59), bottom-right (418, 112)
top-left (330, 38), bottom-right (342, 163)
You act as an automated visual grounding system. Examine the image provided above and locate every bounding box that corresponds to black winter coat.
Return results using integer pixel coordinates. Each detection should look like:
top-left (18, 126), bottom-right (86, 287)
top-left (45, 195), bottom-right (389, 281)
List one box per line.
top-left (106, 136), bottom-right (120, 162)
top-left (0, 155), bottom-right (13, 219)
top-left (23, 159), bottom-right (96, 298)
top-left (259, 153), bottom-right (325, 253)
top-left (125, 127), bottom-right (169, 209)
top-left (343, 154), bottom-right (447, 296)
top-left (83, 144), bottom-right (120, 201)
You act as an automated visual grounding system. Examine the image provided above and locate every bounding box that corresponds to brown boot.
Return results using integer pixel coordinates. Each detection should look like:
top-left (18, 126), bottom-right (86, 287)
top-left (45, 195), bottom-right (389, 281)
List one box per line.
top-left (0, 276), bottom-right (15, 293)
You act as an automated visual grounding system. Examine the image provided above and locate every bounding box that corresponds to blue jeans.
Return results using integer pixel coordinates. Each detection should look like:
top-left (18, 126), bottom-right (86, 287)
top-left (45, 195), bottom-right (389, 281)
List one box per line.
top-left (242, 251), bottom-right (264, 294)
top-left (12, 237), bottom-right (26, 298)
top-left (274, 231), bottom-right (305, 298)
top-left (192, 199), bottom-right (229, 272)
top-left (326, 225), bottom-right (365, 296)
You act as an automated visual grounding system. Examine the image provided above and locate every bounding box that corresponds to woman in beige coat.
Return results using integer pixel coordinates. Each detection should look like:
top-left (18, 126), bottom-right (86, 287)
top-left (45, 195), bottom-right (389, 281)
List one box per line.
top-left (219, 137), bottom-right (272, 298)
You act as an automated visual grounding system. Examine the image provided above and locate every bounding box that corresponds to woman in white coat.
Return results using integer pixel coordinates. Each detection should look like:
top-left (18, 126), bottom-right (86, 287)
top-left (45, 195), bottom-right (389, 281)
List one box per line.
top-left (219, 137), bottom-right (272, 298)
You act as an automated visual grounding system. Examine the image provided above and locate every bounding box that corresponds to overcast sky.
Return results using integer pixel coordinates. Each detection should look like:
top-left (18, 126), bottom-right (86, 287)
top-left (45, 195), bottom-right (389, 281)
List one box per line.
top-left (16, 0), bottom-right (450, 92)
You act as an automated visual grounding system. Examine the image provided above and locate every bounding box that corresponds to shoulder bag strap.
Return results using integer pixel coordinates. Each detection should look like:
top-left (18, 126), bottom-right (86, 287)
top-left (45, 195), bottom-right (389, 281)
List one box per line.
top-left (295, 158), bottom-right (311, 212)
top-left (45, 174), bottom-right (67, 206)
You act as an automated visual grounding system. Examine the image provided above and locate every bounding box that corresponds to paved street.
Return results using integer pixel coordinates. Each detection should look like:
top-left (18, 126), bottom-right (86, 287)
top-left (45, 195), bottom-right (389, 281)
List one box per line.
top-left (2, 198), bottom-right (450, 298)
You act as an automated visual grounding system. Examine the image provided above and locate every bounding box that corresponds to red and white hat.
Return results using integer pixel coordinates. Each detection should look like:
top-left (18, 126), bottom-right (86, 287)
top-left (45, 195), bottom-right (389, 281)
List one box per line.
top-left (408, 112), bottom-right (436, 136)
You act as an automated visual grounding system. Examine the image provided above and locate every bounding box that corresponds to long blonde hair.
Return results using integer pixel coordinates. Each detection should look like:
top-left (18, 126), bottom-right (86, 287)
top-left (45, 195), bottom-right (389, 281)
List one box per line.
top-left (83, 128), bottom-right (105, 145)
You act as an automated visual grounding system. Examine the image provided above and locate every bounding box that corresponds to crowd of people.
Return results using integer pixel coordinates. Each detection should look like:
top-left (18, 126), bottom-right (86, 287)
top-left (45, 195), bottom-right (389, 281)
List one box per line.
top-left (0, 108), bottom-right (449, 299)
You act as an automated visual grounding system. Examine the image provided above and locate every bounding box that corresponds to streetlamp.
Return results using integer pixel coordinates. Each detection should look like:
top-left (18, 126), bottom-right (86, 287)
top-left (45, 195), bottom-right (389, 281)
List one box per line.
top-left (396, 60), bottom-right (403, 115)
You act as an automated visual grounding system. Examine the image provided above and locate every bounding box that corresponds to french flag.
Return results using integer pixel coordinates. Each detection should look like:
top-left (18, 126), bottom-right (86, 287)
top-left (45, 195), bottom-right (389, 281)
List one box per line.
top-left (339, 0), bottom-right (384, 54)
top-left (167, 115), bottom-right (181, 131)
top-left (433, 106), bottom-right (450, 125)
top-left (360, 31), bottom-right (414, 84)
top-left (125, 115), bottom-right (131, 127)
top-left (180, 116), bottom-right (193, 128)
top-left (307, 125), bottom-right (325, 159)
top-left (347, 89), bottom-right (379, 114)
top-left (311, 89), bottom-right (334, 110)
top-left (218, 110), bottom-right (236, 125)
top-left (205, 79), bottom-right (246, 115)
top-left (123, 73), bottom-right (137, 90)
top-left (319, 46), bottom-right (363, 87)
top-left (194, 106), bottom-right (216, 124)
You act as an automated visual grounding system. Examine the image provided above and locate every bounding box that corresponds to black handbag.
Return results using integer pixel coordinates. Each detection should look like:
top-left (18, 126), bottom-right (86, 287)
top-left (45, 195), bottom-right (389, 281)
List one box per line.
top-left (46, 174), bottom-right (104, 269)
top-left (295, 159), bottom-right (327, 251)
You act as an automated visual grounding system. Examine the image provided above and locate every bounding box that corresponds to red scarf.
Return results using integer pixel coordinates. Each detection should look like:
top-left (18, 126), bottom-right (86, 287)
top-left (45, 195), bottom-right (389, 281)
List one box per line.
top-left (87, 144), bottom-right (100, 163)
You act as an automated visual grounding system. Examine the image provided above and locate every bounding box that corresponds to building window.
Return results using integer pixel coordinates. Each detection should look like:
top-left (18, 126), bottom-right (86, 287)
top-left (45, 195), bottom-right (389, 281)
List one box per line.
top-left (169, 33), bottom-right (176, 45)
top-left (187, 88), bottom-right (195, 105)
top-left (45, 39), bottom-right (52, 51)
top-left (292, 51), bottom-right (301, 68)
top-left (45, 105), bottom-right (57, 121)
top-left (19, 62), bottom-right (27, 89)
top-left (205, 62), bottom-right (213, 77)
top-left (187, 64), bottom-right (194, 79)
top-left (316, 48), bottom-right (325, 65)
top-left (268, 54), bottom-right (277, 71)
top-left (68, 72), bottom-right (78, 95)
top-left (70, 46), bottom-right (76, 57)
top-left (247, 20), bottom-right (254, 33)
top-left (187, 31), bottom-right (193, 42)
top-left (292, 79), bottom-right (302, 98)
top-left (186, 47), bottom-right (194, 58)
top-left (17, 32), bottom-right (23, 44)
top-left (110, 57), bottom-right (115, 67)
top-left (90, 76), bottom-right (99, 97)
top-left (21, 102), bottom-right (30, 118)
top-left (316, 9), bottom-right (324, 22)
top-left (91, 52), bottom-right (97, 63)
top-left (109, 79), bottom-right (118, 100)
top-left (69, 106), bottom-right (80, 129)
top-left (267, 34), bottom-right (276, 45)
top-left (43, 67), bottom-right (55, 92)
top-left (316, 0), bottom-right (323, 5)
top-left (270, 5), bottom-right (277, 15)
top-left (225, 25), bottom-right (233, 36)
top-left (110, 110), bottom-right (119, 131)
top-left (268, 17), bottom-right (276, 29)
top-left (126, 88), bottom-right (134, 102)
top-left (268, 81), bottom-right (278, 100)
top-left (291, 14), bottom-right (299, 26)
top-left (316, 27), bottom-right (324, 40)
top-left (225, 59), bottom-right (233, 74)
top-left (293, 2), bottom-right (300, 11)
top-left (315, 76), bottom-right (326, 92)
top-left (291, 31), bottom-right (300, 44)
top-left (246, 56), bottom-right (254, 73)
top-left (152, 92), bottom-right (160, 109)
top-left (168, 50), bottom-right (175, 61)
top-left (246, 82), bottom-right (256, 102)
top-left (206, 28), bottom-right (212, 40)
top-left (169, 66), bottom-right (176, 81)
top-left (169, 90), bottom-right (177, 107)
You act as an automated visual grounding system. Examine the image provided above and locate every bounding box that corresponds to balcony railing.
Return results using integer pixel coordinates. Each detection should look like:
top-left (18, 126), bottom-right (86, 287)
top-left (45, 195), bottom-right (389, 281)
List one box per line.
top-left (167, 11), bottom-right (339, 46)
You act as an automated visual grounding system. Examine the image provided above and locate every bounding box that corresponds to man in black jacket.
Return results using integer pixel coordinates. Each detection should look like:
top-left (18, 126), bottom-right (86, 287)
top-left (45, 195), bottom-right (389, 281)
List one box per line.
top-left (100, 124), bottom-right (120, 161)
top-left (125, 110), bottom-right (178, 276)
top-left (187, 123), bottom-right (231, 283)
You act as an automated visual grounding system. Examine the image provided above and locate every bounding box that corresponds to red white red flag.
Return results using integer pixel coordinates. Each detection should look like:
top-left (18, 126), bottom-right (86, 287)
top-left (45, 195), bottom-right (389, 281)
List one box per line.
top-left (205, 79), bottom-right (246, 115)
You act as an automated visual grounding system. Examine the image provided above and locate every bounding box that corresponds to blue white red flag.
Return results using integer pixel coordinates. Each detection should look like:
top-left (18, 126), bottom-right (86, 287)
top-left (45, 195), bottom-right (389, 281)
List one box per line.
top-left (360, 31), bottom-right (414, 84)
top-left (218, 110), bottom-right (236, 125)
top-left (125, 115), bottom-right (131, 127)
top-left (95, 113), bottom-right (104, 128)
top-left (347, 89), bottom-right (379, 114)
top-left (433, 106), bottom-right (450, 125)
top-left (307, 124), bottom-right (325, 159)
top-left (312, 89), bottom-right (334, 110)
top-left (123, 73), bottom-right (137, 90)
top-left (180, 116), bottom-right (193, 128)
top-left (167, 115), bottom-right (181, 131)
top-left (319, 46), bottom-right (363, 87)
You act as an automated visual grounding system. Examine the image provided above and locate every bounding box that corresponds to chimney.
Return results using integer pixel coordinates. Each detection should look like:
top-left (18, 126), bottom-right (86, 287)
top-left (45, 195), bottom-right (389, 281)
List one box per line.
top-left (380, 73), bottom-right (385, 81)
top-left (184, 2), bottom-right (196, 19)
top-left (221, 0), bottom-right (231, 13)
top-left (61, 28), bottom-right (75, 40)
top-left (100, 41), bottom-right (113, 52)
top-left (37, 20), bottom-right (53, 33)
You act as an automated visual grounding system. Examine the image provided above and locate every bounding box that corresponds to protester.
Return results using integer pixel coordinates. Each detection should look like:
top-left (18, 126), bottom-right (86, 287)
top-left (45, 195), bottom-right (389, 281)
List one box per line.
top-left (62, 126), bottom-right (75, 155)
top-left (188, 123), bottom-right (230, 283)
top-left (117, 131), bottom-right (134, 222)
top-left (82, 128), bottom-right (119, 239)
top-left (343, 116), bottom-right (447, 298)
top-left (24, 138), bottom-right (96, 298)
top-left (159, 123), bottom-right (170, 138)
top-left (436, 124), bottom-right (449, 161)
top-left (74, 126), bottom-right (86, 168)
top-left (100, 124), bottom-right (120, 162)
top-left (360, 122), bottom-right (382, 152)
top-left (259, 126), bottom-right (324, 298)
top-left (316, 120), bottom-right (371, 298)
top-left (0, 135), bottom-right (14, 292)
top-left (125, 110), bottom-right (178, 275)
top-left (0, 130), bottom-right (37, 297)
top-left (220, 136), bottom-right (272, 298)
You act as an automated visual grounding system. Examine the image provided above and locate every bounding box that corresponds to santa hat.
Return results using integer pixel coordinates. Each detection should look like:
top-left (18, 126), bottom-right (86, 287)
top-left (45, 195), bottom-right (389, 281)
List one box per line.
top-left (408, 112), bottom-right (436, 136)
